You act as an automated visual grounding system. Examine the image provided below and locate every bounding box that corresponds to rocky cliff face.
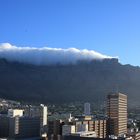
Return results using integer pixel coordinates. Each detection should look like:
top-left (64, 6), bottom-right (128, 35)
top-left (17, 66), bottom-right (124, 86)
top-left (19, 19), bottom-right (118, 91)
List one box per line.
top-left (0, 58), bottom-right (139, 106)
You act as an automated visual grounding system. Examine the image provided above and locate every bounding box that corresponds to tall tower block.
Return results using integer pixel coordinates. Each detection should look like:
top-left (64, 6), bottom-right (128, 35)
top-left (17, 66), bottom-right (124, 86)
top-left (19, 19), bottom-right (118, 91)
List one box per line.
top-left (84, 102), bottom-right (91, 116)
top-left (107, 93), bottom-right (127, 136)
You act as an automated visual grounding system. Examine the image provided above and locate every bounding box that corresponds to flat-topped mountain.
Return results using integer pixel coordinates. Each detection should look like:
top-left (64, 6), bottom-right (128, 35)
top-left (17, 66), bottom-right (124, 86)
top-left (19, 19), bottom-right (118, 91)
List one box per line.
top-left (0, 58), bottom-right (139, 106)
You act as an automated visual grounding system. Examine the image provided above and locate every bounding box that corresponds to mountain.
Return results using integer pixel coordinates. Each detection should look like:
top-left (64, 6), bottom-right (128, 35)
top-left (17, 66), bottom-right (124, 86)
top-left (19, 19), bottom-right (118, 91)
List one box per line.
top-left (0, 58), bottom-right (140, 106)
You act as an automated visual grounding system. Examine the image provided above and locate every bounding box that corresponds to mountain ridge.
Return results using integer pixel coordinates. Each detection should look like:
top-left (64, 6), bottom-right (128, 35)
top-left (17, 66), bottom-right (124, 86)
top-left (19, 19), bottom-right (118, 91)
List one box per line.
top-left (0, 58), bottom-right (140, 106)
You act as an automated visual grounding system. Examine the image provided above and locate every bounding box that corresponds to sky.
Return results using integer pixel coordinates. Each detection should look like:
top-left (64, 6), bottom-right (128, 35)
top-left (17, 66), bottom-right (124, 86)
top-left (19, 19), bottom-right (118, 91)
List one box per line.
top-left (0, 0), bottom-right (140, 66)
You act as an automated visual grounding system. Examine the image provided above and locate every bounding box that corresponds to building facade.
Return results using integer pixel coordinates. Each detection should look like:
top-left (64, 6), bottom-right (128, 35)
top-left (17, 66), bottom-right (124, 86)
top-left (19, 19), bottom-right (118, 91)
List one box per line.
top-left (0, 115), bottom-right (9, 138)
top-left (9, 116), bottom-right (40, 139)
top-left (84, 103), bottom-right (91, 116)
top-left (74, 119), bottom-right (106, 138)
top-left (107, 93), bottom-right (127, 136)
top-left (24, 104), bottom-right (48, 137)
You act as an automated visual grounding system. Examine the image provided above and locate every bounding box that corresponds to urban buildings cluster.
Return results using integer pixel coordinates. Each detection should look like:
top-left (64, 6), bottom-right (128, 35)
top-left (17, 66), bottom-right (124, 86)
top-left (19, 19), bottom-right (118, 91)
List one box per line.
top-left (0, 93), bottom-right (139, 140)
top-left (0, 104), bottom-right (47, 139)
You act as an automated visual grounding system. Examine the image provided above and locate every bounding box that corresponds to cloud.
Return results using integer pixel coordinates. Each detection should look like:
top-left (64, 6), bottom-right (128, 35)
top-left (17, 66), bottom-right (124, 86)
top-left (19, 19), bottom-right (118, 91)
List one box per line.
top-left (0, 43), bottom-right (116, 65)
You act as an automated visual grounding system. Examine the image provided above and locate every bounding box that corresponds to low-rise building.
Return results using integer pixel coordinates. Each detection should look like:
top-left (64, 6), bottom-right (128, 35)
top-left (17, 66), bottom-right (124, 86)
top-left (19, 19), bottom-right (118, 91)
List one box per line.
top-left (62, 125), bottom-right (75, 136)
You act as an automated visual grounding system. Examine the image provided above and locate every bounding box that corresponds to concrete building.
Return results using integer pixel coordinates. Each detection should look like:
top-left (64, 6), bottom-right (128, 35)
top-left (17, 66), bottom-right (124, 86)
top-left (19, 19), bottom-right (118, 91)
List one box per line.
top-left (70, 131), bottom-right (96, 137)
top-left (47, 119), bottom-right (63, 140)
top-left (40, 104), bottom-right (48, 137)
top-left (0, 114), bottom-right (40, 139)
top-left (0, 115), bottom-right (9, 138)
top-left (63, 132), bottom-right (99, 140)
top-left (24, 104), bottom-right (48, 137)
top-left (8, 109), bottom-right (24, 117)
top-left (76, 124), bottom-right (88, 132)
top-left (84, 103), bottom-right (91, 116)
top-left (9, 116), bottom-right (40, 139)
top-left (75, 115), bottom-right (92, 121)
top-left (107, 93), bottom-right (127, 136)
top-left (88, 120), bottom-right (106, 138)
top-left (129, 132), bottom-right (140, 140)
top-left (62, 125), bottom-right (76, 136)
top-left (74, 119), bottom-right (106, 138)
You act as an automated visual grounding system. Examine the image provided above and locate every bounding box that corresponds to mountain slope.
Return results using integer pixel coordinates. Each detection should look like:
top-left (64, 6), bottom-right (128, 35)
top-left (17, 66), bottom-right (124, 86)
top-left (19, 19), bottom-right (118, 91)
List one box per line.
top-left (0, 58), bottom-right (140, 106)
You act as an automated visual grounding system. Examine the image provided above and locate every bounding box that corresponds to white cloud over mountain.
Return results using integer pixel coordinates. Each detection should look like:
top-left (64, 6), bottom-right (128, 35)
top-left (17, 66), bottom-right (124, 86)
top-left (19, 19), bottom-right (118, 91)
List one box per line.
top-left (0, 43), bottom-right (116, 65)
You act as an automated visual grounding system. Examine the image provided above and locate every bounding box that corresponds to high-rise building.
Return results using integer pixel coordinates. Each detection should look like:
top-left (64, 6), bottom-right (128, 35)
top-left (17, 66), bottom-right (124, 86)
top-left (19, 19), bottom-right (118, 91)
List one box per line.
top-left (84, 103), bottom-right (91, 116)
top-left (0, 115), bottom-right (9, 138)
top-left (9, 116), bottom-right (40, 139)
top-left (0, 115), bottom-right (40, 139)
top-left (40, 104), bottom-right (48, 134)
top-left (24, 104), bottom-right (48, 137)
top-left (107, 93), bottom-right (127, 136)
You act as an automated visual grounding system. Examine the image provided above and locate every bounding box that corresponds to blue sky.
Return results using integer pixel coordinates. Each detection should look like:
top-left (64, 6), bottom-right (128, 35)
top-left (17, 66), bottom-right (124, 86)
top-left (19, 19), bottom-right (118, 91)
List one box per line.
top-left (0, 0), bottom-right (140, 66)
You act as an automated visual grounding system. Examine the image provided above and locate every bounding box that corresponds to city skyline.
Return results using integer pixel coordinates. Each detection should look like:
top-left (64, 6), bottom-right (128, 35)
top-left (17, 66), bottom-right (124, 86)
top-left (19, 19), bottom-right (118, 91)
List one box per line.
top-left (0, 0), bottom-right (140, 66)
top-left (0, 1), bottom-right (139, 139)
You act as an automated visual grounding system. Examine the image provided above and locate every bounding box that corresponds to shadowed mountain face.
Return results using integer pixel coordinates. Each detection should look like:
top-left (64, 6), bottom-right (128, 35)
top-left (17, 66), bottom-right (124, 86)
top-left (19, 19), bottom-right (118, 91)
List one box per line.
top-left (0, 58), bottom-right (140, 106)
